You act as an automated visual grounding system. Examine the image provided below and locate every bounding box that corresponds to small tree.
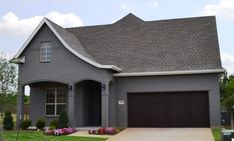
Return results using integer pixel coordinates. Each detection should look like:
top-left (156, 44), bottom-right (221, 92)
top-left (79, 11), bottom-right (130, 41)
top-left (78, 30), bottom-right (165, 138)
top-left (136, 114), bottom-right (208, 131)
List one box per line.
top-left (223, 77), bottom-right (234, 128)
top-left (58, 111), bottom-right (68, 128)
top-left (50, 120), bottom-right (58, 129)
top-left (36, 118), bottom-right (45, 130)
top-left (20, 119), bottom-right (31, 130)
top-left (3, 111), bottom-right (14, 130)
top-left (0, 57), bottom-right (18, 114)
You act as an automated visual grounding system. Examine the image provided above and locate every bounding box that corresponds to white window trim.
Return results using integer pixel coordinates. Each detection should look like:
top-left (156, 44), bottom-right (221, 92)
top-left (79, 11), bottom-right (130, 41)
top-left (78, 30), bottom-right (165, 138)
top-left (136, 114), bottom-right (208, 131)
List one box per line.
top-left (45, 88), bottom-right (66, 117)
top-left (40, 42), bottom-right (52, 62)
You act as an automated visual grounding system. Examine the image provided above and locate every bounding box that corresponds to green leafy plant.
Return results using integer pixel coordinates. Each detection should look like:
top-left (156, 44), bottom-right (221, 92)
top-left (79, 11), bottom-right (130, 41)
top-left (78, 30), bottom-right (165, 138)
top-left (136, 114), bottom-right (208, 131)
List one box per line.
top-left (36, 118), bottom-right (45, 130)
top-left (3, 111), bottom-right (14, 130)
top-left (20, 119), bottom-right (31, 130)
top-left (50, 119), bottom-right (58, 129)
top-left (58, 111), bottom-right (68, 128)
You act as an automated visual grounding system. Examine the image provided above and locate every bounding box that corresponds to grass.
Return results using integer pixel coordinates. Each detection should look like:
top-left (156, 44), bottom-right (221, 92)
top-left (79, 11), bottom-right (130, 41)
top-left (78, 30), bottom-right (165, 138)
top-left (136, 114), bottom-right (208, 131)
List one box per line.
top-left (1, 130), bottom-right (107, 141)
top-left (212, 128), bottom-right (221, 141)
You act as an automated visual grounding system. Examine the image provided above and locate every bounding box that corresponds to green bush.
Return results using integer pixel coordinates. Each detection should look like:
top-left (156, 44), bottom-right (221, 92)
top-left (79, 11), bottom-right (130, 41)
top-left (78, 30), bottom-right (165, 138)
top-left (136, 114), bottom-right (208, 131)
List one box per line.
top-left (3, 111), bottom-right (14, 130)
top-left (20, 119), bottom-right (31, 130)
top-left (58, 111), bottom-right (69, 128)
top-left (36, 118), bottom-right (45, 130)
top-left (50, 119), bottom-right (58, 129)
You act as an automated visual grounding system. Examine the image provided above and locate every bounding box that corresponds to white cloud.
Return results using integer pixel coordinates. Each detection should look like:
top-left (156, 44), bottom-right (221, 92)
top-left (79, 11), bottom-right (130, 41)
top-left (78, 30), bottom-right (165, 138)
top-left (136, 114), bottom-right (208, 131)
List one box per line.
top-left (147, 0), bottom-right (159, 8)
top-left (202, 0), bottom-right (234, 20)
top-left (221, 52), bottom-right (234, 74)
top-left (0, 11), bottom-right (84, 36)
top-left (120, 3), bottom-right (134, 12)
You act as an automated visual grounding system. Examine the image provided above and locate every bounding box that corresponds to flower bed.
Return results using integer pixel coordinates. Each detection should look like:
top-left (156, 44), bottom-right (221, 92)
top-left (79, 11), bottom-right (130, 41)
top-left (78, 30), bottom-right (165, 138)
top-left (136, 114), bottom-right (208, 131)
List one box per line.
top-left (45, 128), bottom-right (77, 136)
top-left (88, 127), bottom-right (123, 135)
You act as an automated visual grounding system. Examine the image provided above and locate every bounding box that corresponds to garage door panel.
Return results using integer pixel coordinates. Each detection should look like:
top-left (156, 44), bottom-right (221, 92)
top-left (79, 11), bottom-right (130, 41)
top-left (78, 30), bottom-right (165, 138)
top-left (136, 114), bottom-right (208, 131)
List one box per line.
top-left (191, 103), bottom-right (209, 127)
top-left (128, 91), bottom-right (209, 127)
top-left (150, 103), bottom-right (168, 127)
top-left (128, 103), bottom-right (148, 121)
top-left (169, 103), bottom-right (187, 127)
top-left (191, 94), bottom-right (208, 102)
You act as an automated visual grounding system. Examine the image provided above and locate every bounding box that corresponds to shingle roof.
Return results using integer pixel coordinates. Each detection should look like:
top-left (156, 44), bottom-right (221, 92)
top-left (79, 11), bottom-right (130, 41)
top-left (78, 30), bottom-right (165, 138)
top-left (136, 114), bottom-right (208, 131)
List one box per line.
top-left (46, 19), bottom-right (96, 62)
top-left (65, 13), bottom-right (222, 73)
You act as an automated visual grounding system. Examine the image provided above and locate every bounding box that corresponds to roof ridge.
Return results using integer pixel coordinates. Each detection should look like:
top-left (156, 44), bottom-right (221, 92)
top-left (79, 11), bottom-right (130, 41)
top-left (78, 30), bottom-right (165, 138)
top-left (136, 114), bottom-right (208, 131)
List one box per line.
top-left (146, 15), bottom-right (215, 23)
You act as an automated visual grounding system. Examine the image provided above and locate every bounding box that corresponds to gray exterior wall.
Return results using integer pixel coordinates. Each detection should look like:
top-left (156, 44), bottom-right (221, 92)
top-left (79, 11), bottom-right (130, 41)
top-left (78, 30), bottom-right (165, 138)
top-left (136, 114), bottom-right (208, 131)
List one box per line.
top-left (114, 74), bottom-right (221, 128)
top-left (18, 24), bottom-right (113, 85)
top-left (29, 82), bottom-right (67, 126)
top-left (18, 24), bottom-right (113, 126)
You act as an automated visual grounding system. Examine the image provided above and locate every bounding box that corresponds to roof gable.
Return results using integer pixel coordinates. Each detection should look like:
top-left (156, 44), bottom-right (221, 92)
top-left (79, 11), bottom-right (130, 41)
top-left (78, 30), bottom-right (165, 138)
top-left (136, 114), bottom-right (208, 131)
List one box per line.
top-left (14, 18), bottom-right (121, 72)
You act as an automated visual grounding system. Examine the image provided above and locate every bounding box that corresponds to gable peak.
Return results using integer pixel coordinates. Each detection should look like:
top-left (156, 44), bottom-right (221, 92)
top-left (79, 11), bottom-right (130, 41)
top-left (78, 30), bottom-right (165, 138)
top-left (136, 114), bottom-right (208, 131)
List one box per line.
top-left (114, 13), bottom-right (144, 25)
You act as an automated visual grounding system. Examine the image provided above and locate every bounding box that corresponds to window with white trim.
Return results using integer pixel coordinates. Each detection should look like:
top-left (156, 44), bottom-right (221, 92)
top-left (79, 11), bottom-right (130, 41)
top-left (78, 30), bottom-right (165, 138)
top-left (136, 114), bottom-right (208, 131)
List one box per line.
top-left (40, 42), bottom-right (52, 62)
top-left (45, 88), bottom-right (67, 116)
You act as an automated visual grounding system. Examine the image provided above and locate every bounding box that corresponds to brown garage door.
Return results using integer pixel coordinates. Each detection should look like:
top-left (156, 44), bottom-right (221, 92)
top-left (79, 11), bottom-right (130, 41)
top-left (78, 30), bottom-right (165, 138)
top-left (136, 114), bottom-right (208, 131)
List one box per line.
top-left (128, 91), bottom-right (210, 127)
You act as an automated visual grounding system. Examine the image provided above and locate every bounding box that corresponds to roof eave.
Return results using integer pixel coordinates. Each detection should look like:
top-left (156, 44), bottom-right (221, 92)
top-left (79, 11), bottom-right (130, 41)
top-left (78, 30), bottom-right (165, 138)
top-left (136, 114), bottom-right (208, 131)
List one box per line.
top-left (113, 69), bottom-right (226, 77)
top-left (14, 18), bottom-right (121, 72)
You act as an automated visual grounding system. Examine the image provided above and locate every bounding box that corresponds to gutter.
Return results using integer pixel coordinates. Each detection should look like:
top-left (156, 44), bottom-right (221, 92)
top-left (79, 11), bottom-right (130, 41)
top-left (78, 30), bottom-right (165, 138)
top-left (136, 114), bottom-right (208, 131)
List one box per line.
top-left (113, 69), bottom-right (226, 77)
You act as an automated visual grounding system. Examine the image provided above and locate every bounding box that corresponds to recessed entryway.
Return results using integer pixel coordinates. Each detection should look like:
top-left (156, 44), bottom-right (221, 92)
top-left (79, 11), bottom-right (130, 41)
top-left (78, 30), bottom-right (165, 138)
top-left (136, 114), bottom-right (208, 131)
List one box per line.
top-left (75, 80), bottom-right (102, 127)
top-left (128, 91), bottom-right (210, 127)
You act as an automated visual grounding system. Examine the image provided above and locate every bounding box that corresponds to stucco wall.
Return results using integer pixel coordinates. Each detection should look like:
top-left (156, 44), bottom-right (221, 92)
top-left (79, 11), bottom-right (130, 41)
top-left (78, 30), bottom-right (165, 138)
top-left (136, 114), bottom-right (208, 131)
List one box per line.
top-left (18, 24), bottom-right (113, 85)
top-left (114, 74), bottom-right (221, 128)
top-left (18, 24), bottom-right (113, 126)
top-left (29, 82), bottom-right (68, 126)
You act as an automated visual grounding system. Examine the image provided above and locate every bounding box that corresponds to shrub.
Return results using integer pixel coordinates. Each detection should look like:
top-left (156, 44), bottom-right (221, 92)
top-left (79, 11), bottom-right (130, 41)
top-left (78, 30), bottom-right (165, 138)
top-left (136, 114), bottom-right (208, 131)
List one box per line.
top-left (36, 118), bottom-right (46, 130)
top-left (58, 111), bottom-right (68, 128)
top-left (50, 119), bottom-right (58, 129)
top-left (3, 111), bottom-right (14, 130)
top-left (20, 119), bottom-right (31, 130)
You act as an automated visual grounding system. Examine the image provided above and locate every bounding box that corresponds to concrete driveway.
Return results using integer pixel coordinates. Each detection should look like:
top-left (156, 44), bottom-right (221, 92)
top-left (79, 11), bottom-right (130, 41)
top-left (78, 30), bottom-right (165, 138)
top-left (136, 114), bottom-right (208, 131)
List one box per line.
top-left (107, 128), bottom-right (214, 141)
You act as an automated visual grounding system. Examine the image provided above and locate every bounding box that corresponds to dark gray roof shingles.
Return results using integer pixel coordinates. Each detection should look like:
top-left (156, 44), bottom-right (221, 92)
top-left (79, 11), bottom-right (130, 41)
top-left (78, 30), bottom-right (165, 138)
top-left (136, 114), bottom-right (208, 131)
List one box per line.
top-left (65, 14), bottom-right (222, 73)
top-left (46, 18), bottom-right (96, 62)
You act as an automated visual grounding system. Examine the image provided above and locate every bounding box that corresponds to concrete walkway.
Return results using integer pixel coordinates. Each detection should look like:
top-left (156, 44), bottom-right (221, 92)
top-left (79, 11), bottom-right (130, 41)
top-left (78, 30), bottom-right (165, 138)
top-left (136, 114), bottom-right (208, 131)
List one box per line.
top-left (107, 128), bottom-right (214, 141)
top-left (70, 130), bottom-right (111, 138)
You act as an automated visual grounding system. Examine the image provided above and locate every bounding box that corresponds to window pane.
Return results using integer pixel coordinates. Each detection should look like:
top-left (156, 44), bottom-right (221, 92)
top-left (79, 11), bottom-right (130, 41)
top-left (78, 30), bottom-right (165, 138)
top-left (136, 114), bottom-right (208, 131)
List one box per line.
top-left (46, 89), bottom-right (55, 103)
top-left (57, 88), bottom-right (66, 94)
top-left (46, 105), bottom-right (55, 115)
top-left (57, 94), bottom-right (66, 103)
top-left (47, 46), bottom-right (52, 52)
top-left (40, 42), bottom-right (52, 62)
top-left (46, 94), bottom-right (55, 103)
top-left (57, 104), bottom-right (66, 115)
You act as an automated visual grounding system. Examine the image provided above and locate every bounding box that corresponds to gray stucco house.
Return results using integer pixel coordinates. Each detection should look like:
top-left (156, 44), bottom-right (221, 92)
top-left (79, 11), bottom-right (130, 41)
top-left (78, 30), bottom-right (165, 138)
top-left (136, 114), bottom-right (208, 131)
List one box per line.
top-left (12, 13), bottom-right (225, 128)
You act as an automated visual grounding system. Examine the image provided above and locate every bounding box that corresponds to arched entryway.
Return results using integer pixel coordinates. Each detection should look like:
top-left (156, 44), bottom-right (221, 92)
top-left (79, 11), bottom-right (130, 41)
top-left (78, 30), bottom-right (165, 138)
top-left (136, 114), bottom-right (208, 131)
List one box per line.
top-left (75, 80), bottom-right (102, 127)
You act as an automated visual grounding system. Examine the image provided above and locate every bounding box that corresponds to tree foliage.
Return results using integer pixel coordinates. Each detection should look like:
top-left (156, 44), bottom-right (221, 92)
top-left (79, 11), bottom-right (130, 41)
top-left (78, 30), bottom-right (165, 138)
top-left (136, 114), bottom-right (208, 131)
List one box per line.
top-left (220, 72), bottom-right (234, 128)
top-left (0, 57), bottom-right (18, 113)
top-left (220, 72), bottom-right (234, 106)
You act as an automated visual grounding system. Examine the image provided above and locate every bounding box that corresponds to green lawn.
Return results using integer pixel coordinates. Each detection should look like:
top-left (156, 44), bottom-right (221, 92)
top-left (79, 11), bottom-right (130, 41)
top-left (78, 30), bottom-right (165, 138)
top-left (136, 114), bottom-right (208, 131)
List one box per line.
top-left (212, 128), bottom-right (221, 141)
top-left (1, 130), bottom-right (107, 141)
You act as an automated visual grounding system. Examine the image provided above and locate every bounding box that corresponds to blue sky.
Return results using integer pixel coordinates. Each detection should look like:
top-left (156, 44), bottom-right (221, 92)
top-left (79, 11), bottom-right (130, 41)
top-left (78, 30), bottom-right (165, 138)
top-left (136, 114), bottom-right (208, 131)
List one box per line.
top-left (1, 0), bottom-right (234, 73)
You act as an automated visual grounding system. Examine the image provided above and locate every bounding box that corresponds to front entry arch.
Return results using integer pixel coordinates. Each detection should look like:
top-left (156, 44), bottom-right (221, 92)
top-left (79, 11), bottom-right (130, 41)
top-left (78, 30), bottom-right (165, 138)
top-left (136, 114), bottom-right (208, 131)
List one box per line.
top-left (75, 80), bottom-right (102, 127)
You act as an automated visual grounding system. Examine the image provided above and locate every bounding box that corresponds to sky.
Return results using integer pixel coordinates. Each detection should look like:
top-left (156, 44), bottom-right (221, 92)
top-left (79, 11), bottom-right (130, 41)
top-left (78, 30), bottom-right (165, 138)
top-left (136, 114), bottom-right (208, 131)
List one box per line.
top-left (0, 0), bottom-right (234, 74)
